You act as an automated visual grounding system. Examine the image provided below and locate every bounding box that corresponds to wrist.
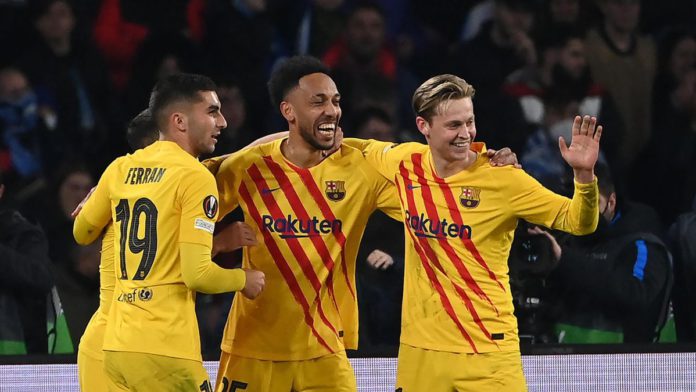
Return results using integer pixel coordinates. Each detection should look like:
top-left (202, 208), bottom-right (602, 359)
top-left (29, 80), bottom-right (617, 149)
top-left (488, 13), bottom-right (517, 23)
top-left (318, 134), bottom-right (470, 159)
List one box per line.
top-left (573, 168), bottom-right (594, 184)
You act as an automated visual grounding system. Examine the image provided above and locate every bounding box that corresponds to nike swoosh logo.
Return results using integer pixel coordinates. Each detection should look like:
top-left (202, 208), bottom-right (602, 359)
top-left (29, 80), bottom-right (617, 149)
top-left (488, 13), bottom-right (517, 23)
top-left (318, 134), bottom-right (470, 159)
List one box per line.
top-left (407, 185), bottom-right (421, 190)
top-left (261, 187), bottom-right (280, 194)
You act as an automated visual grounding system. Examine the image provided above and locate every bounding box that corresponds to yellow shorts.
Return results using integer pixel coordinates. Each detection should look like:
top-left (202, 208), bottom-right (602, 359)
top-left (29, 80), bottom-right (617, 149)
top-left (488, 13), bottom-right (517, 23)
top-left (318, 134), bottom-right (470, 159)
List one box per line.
top-left (395, 344), bottom-right (527, 392)
top-left (103, 351), bottom-right (212, 392)
top-left (215, 351), bottom-right (356, 392)
top-left (77, 351), bottom-right (109, 392)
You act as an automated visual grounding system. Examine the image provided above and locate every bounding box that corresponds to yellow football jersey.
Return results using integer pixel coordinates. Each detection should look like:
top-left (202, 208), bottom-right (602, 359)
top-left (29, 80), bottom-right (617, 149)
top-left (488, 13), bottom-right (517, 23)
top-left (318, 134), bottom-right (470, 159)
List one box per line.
top-left (210, 138), bottom-right (400, 361)
top-left (78, 141), bottom-right (220, 361)
top-left (346, 139), bottom-right (598, 354)
top-left (78, 224), bottom-right (115, 361)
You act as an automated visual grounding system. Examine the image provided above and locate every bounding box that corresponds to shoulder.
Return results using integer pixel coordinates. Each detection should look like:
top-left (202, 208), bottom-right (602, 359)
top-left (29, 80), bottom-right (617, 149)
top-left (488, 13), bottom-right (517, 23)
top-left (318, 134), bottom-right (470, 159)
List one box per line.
top-left (217, 141), bottom-right (273, 175)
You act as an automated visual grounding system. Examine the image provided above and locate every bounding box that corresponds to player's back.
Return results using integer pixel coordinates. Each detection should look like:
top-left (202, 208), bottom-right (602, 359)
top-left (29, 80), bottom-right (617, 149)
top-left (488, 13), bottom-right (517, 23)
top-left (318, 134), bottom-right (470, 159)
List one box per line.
top-left (103, 140), bottom-right (217, 361)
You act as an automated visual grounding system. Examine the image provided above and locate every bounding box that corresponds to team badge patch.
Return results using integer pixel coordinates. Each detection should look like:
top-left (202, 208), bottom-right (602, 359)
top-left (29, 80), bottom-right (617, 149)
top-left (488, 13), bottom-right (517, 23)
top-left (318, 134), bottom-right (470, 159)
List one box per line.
top-left (139, 288), bottom-right (153, 301)
top-left (460, 186), bottom-right (481, 208)
top-left (325, 180), bottom-right (346, 201)
top-left (203, 195), bottom-right (218, 219)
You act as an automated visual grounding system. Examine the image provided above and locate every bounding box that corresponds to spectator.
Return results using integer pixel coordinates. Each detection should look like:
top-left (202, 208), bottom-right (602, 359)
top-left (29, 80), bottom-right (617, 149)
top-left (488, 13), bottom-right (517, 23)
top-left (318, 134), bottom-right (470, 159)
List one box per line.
top-left (0, 170), bottom-right (54, 354)
top-left (350, 107), bottom-right (404, 348)
top-left (670, 195), bottom-right (696, 342)
top-left (530, 164), bottom-right (673, 343)
top-left (22, 163), bottom-right (98, 349)
top-left (634, 27), bottom-right (696, 223)
top-left (17, 0), bottom-right (117, 171)
top-left (274, 0), bottom-right (349, 58)
top-left (0, 67), bottom-right (55, 198)
top-left (323, 2), bottom-right (418, 132)
top-left (584, 0), bottom-right (656, 175)
top-left (203, 0), bottom-right (274, 132)
top-left (447, 0), bottom-right (533, 153)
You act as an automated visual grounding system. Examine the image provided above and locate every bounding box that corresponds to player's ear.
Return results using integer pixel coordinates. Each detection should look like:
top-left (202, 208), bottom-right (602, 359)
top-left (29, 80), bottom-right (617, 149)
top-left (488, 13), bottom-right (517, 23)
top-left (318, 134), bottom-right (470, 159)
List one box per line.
top-left (280, 101), bottom-right (295, 123)
top-left (172, 112), bottom-right (187, 132)
top-left (416, 116), bottom-right (430, 138)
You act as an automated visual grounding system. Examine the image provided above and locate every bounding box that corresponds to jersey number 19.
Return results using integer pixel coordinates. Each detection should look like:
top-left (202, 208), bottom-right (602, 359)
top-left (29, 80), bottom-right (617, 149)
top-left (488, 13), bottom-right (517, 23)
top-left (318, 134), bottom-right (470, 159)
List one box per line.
top-left (115, 198), bottom-right (158, 280)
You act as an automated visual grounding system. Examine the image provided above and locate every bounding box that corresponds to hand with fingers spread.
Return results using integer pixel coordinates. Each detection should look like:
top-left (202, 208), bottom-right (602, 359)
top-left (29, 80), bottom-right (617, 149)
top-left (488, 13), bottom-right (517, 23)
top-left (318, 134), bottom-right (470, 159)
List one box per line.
top-left (558, 115), bottom-right (603, 183)
top-left (367, 249), bottom-right (395, 270)
top-left (71, 186), bottom-right (96, 219)
top-left (212, 221), bottom-right (258, 257)
top-left (486, 147), bottom-right (522, 168)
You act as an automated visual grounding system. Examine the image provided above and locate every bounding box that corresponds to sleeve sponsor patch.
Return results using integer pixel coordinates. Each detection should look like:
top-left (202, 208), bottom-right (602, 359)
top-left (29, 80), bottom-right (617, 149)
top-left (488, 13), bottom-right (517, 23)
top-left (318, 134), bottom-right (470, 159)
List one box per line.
top-left (194, 218), bottom-right (215, 234)
top-left (203, 195), bottom-right (218, 219)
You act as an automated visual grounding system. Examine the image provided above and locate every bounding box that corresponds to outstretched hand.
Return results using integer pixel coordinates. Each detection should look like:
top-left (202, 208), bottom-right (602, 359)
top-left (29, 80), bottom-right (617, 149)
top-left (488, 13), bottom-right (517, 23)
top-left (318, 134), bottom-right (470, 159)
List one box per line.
top-left (559, 115), bottom-right (602, 182)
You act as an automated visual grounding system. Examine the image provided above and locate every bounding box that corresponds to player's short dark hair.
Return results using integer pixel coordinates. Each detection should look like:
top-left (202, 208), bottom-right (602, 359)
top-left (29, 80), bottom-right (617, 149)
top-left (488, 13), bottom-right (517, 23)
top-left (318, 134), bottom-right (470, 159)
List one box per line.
top-left (267, 56), bottom-right (330, 108)
top-left (126, 109), bottom-right (159, 151)
top-left (149, 73), bottom-right (217, 131)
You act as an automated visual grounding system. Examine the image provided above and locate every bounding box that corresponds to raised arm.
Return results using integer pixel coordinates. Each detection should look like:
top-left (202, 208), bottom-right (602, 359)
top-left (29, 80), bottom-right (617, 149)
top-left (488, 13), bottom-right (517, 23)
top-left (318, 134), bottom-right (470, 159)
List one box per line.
top-left (559, 115), bottom-right (603, 183)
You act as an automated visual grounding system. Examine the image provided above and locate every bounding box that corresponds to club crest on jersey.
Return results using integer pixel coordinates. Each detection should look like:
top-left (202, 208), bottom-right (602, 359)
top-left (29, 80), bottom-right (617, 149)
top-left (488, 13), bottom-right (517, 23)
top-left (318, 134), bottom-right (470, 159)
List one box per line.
top-left (325, 180), bottom-right (346, 201)
top-left (460, 187), bottom-right (481, 208)
top-left (203, 195), bottom-right (218, 219)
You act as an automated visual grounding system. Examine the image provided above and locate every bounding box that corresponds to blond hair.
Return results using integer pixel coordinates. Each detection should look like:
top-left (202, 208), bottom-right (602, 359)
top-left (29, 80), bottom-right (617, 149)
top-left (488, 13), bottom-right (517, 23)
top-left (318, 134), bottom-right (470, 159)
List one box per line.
top-left (411, 74), bottom-right (475, 123)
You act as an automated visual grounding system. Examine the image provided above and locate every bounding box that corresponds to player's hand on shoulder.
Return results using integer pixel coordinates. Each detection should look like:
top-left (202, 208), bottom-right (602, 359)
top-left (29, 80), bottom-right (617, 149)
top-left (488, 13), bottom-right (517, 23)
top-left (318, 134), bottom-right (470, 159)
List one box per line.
top-left (242, 269), bottom-right (265, 299)
top-left (322, 126), bottom-right (344, 158)
top-left (486, 147), bottom-right (521, 168)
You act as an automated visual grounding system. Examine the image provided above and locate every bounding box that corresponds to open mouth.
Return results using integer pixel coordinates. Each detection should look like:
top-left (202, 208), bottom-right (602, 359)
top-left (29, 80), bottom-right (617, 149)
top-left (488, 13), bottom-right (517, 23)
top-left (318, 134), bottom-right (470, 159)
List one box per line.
top-left (317, 123), bottom-right (336, 137)
top-left (451, 140), bottom-right (469, 148)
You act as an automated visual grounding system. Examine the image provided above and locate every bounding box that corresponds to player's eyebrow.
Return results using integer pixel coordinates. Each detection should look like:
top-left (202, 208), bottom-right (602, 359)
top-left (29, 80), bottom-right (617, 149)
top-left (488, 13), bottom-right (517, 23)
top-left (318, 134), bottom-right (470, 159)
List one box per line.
top-left (208, 104), bottom-right (221, 111)
top-left (312, 92), bottom-right (341, 100)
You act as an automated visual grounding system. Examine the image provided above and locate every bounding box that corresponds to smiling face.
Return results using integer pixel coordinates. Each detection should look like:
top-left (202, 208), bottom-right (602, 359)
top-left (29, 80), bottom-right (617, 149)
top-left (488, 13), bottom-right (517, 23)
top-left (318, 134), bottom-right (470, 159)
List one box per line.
top-left (184, 91), bottom-right (227, 156)
top-left (417, 97), bottom-right (476, 164)
top-left (283, 72), bottom-right (341, 150)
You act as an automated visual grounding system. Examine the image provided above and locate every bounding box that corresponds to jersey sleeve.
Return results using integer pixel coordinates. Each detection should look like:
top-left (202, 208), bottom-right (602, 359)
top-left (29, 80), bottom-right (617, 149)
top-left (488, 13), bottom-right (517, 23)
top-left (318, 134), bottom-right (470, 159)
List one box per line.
top-left (179, 242), bottom-right (247, 293)
top-left (503, 168), bottom-right (599, 235)
top-left (214, 149), bottom-right (250, 219)
top-left (99, 224), bottom-right (115, 313)
top-left (373, 176), bottom-right (402, 221)
top-left (343, 138), bottom-right (418, 181)
top-left (74, 160), bottom-right (118, 244)
top-left (178, 167), bottom-right (220, 248)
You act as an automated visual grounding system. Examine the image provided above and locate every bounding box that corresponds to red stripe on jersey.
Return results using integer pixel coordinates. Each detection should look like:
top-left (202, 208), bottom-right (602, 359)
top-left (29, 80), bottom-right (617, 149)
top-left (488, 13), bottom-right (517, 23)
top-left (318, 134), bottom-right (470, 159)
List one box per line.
top-left (399, 163), bottom-right (478, 352)
top-left (241, 173), bottom-right (334, 353)
top-left (247, 164), bottom-right (339, 338)
top-left (412, 154), bottom-right (500, 318)
top-left (289, 165), bottom-right (354, 301)
top-left (262, 156), bottom-right (341, 315)
top-left (407, 157), bottom-right (495, 341)
top-left (430, 160), bottom-right (505, 293)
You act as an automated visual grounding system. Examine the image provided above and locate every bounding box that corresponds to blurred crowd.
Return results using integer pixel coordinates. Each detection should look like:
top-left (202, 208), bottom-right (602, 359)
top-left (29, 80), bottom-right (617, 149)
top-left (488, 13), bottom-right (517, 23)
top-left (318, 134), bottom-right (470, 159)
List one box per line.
top-left (1, 0), bottom-right (695, 356)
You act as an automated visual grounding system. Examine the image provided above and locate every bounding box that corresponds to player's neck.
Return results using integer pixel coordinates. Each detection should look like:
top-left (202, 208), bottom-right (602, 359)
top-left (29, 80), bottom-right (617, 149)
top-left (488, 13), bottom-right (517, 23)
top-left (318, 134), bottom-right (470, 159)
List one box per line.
top-left (160, 133), bottom-right (198, 158)
top-left (431, 149), bottom-right (476, 179)
top-left (281, 135), bottom-right (325, 168)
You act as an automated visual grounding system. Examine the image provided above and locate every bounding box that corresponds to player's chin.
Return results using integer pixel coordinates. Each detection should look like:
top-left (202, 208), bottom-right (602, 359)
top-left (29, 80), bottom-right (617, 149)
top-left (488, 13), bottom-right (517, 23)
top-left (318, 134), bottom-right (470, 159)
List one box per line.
top-left (202, 142), bottom-right (216, 155)
top-left (313, 136), bottom-right (335, 150)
